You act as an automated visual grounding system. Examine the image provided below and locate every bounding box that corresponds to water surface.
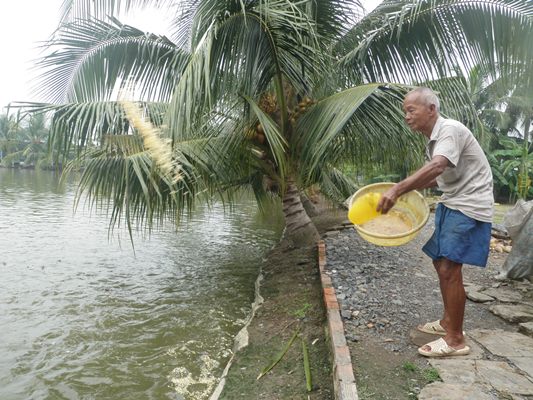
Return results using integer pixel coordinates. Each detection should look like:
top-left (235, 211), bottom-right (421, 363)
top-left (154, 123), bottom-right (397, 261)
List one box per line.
top-left (0, 169), bottom-right (283, 400)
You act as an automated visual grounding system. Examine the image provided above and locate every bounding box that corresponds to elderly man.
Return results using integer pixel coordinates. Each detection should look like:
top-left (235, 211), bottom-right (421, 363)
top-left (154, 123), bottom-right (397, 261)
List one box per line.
top-left (377, 87), bottom-right (493, 357)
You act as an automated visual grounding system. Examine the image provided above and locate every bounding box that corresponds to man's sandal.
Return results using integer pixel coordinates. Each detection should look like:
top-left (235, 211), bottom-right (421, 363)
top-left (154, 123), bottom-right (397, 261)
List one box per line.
top-left (417, 320), bottom-right (447, 335)
top-left (417, 320), bottom-right (465, 336)
top-left (418, 337), bottom-right (470, 357)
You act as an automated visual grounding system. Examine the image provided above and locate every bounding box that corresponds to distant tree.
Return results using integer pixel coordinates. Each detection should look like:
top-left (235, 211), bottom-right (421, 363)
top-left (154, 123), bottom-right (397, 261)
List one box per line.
top-left (19, 114), bottom-right (50, 167)
top-left (0, 111), bottom-right (24, 165)
top-left (462, 65), bottom-right (533, 200)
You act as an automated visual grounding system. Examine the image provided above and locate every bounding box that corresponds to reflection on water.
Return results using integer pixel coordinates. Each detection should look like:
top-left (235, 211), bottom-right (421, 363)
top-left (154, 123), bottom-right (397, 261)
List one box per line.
top-left (0, 169), bottom-right (283, 400)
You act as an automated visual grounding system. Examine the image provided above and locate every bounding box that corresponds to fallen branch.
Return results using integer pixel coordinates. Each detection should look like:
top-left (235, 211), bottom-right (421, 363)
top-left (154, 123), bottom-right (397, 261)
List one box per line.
top-left (257, 328), bottom-right (300, 380)
top-left (302, 339), bottom-right (312, 392)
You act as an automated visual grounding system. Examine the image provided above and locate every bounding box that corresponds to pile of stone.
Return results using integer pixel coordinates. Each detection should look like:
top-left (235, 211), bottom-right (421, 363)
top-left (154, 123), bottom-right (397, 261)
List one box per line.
top-left (489, 237), bottom-right (512, 253)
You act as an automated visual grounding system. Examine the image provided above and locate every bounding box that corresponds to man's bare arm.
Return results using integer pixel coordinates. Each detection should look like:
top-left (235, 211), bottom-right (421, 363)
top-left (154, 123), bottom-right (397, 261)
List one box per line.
top-left (377, 156), bottom-right (449, 213)
top-left (419, 178), bottom-right (438, 189)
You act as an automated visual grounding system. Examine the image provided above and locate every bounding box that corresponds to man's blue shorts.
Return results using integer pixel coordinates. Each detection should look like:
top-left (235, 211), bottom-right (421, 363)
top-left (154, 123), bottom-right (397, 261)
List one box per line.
top-left (422, 204), bottom-right (492, 267)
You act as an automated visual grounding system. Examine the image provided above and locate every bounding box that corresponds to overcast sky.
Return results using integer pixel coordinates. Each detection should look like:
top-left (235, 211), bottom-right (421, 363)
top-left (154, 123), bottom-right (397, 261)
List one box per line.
top-left (0, 0), bottom-right (381, 111)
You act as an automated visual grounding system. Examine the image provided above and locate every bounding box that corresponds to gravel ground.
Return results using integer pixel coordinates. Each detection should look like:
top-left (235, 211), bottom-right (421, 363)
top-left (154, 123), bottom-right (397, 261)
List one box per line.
top-left (323, 219), bottom-right (513, 354)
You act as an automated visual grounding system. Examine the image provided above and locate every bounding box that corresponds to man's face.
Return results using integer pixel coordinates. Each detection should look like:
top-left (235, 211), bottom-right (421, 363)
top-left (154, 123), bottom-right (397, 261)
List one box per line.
top-left (402, 93), bottom-right (436, 135)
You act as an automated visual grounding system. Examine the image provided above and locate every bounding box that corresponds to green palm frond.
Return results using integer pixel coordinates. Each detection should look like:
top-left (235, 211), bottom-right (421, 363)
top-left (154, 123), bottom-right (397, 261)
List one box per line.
top-left (339, 0), bottom-right (533, 85)
top-left (103, 134), bottom-right (145, 154)
top-left (59, 0), bottom-right (175, 23)
top-left (297, 83), bottom-right (422, 182)
top-left (49, 102), bottom-right (260, 230)
top-left (0, 150), bottom-right (24, 166)
top-left (36, 17), bottom-right (189, 103)
top-left (72, 150), bottom-right (177, 235)
top-left (66, 135), bottom-right (205, 237)
top-left (317, 167), bottom-right (358, 206)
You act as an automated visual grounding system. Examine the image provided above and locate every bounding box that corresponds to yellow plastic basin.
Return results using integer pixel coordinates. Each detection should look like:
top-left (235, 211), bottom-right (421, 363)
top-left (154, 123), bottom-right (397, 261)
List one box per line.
top-left (347, 182), bottom-right (430, 246)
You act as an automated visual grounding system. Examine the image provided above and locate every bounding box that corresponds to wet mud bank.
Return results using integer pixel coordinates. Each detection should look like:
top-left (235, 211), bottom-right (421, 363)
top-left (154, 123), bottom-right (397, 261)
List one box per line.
top-left (216, 209), bottom-right (348, 399)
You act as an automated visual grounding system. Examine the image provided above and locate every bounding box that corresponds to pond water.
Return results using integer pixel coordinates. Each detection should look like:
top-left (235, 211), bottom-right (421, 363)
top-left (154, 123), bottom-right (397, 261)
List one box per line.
top-left (0, 169), bottom-right (284, 400)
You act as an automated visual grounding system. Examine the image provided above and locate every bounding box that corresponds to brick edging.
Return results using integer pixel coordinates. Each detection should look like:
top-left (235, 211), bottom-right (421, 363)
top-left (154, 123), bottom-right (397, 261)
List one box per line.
top-left (318, 240), bottom-right (359, 400)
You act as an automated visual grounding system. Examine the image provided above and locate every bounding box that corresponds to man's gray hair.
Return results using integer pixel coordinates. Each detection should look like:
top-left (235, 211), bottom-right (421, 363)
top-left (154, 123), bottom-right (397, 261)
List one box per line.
top-left (407, 87), bottom-right (440, 112)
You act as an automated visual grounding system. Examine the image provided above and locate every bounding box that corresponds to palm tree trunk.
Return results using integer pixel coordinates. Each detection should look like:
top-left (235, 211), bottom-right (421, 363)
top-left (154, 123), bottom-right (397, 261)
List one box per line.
top-left (282, 179), bottom-right (320, 246)
top-left (300, 191), bottom-right (319, 217)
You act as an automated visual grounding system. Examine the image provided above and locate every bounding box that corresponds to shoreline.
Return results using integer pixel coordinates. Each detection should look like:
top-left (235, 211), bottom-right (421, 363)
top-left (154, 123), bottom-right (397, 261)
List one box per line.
top-left (216, 207), bottom-right (347, 399)
top-left (210, 272), bottom-right (265, 399)
top-left (210, 231), bottom-right (288, 399)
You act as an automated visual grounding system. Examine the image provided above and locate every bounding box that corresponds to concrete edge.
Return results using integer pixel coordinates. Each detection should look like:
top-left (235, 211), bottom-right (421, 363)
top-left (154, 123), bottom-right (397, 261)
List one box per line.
top-left (318, 240), bottom-right (359, 400)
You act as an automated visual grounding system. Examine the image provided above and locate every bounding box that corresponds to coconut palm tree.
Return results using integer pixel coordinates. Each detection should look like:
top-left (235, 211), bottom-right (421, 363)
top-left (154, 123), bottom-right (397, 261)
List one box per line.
top-left (461, 64), bottom-right (533, 200)
top-left (28, 0), bottom-right (533, 244)
top-left (489, 89), bottom-right (533, 200)
top-left (17, 114), bottom-right (50, 168)
top-left (0, 111), bottom-right (24, 165)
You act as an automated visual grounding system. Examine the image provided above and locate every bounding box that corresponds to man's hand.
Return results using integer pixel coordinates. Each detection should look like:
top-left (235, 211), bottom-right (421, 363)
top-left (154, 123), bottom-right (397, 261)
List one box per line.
top-left (377, 186), bottom-right (399, 214)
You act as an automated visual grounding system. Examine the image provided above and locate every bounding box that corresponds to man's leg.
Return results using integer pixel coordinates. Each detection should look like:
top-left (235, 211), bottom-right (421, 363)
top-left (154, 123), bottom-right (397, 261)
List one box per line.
top-left (422, 258), bottom-right (466, 350)
top-left (419, 259), bottom-right (453, 333)
top-left (432, 259), bottom-right (449, 328)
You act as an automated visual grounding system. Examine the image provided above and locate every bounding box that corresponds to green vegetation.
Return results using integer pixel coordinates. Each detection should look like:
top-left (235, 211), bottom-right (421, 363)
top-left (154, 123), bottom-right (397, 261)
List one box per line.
top-left (404, 363), bottom-right (441, 400)
top-left (494, 203), bottom-right (515, 225)
top-left (292, 302), bottom-right (312, 319)
top-left (402, 361), bottom-right (417, 373)
top-left (465, 65), bottom-right (533, 201)
top-left (23, 1), bottom-right (533, 241)
top-left (257, 328), bottom-right (300, 380)
top-left (423, 367), bottom-right (441, 383)
top-left (357, 356), bottom-right (443, 400)
top-left (401, 361), bottom-right (441, 384)
top-left (0, 112), bottom-right (52, 169)
top-left (256, 331), bottom-right (314, 394)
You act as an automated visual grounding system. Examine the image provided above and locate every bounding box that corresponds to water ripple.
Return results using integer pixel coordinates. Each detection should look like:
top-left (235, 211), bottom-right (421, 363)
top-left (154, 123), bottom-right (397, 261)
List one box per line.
top-left (0, 169), bottom-right (283, 400)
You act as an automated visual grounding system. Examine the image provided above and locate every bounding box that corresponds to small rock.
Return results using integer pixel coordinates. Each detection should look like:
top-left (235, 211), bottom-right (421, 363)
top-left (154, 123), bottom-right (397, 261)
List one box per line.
top-left (464, 284), bottom-right (484, 294)
top-left (346, 334), bottom-right (360, 342)
top-left (467, 291), bottom-right (495, 303)
top-left (481, 288), bottom-right (522, 303)
top-left (490, 304), bottom-right (533, 323)
top-left (341, 310), bottom-right (352, 319)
